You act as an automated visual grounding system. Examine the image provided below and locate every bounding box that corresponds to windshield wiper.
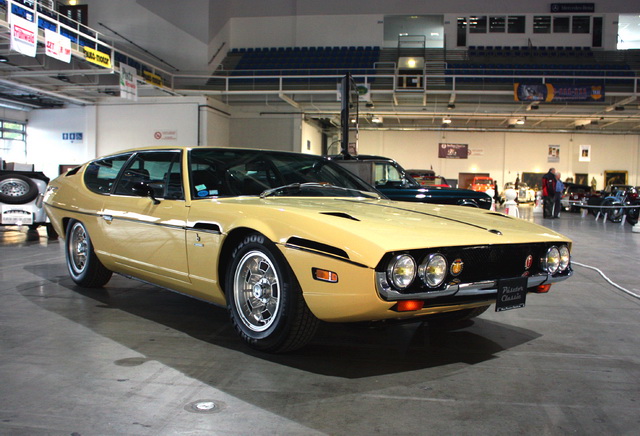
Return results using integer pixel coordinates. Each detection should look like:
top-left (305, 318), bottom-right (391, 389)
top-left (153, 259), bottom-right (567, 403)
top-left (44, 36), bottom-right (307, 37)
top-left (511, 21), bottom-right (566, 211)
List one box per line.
top-left (260, 182), bottom-right (379, 199)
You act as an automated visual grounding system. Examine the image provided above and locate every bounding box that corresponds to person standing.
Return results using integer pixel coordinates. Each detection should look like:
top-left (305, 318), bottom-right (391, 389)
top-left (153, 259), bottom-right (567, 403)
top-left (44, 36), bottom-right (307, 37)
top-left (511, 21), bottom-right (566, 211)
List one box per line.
top-left (542, 168), bottom-right (556, 218)
top-left (553, 171), bottom-right (565, 218)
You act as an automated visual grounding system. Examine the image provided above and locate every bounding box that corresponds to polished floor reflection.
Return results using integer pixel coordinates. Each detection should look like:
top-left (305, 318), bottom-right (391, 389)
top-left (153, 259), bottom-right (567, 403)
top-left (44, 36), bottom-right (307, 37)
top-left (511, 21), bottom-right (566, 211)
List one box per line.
top-left (1, 209), bottom-right (639, 435)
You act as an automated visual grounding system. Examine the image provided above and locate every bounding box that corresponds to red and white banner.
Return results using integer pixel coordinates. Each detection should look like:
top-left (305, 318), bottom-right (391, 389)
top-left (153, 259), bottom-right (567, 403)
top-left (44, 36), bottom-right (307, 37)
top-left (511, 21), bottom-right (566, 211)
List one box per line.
top-left (45, 29), bottom-right (71, 63)
top-left (10, 14), bottom-right (38, 57)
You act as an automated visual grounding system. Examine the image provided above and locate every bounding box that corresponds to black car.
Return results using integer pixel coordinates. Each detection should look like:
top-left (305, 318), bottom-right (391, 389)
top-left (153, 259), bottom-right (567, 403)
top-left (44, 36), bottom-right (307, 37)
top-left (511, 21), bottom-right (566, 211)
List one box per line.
top-left (328, 155), bottom-right (492, 209)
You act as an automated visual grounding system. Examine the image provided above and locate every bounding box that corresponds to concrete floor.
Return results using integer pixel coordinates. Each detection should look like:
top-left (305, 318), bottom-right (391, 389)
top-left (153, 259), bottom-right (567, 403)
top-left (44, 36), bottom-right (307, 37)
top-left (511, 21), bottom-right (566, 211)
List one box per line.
top-left (1, 205), bottom-right (639, 436)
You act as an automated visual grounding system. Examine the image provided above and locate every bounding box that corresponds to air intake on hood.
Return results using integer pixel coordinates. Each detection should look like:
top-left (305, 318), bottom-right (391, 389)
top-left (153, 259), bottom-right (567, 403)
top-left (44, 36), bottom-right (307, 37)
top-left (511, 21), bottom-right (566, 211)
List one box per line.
top-left (286, 237), bottom-right (350, 259)
top-left (320, 212), bottom-right (360, 221)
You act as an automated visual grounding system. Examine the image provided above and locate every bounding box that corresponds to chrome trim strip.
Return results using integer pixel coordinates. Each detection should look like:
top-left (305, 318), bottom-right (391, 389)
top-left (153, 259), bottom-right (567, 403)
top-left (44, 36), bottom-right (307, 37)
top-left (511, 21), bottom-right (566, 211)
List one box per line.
top-left (377, 269), bottom-right (573, 301)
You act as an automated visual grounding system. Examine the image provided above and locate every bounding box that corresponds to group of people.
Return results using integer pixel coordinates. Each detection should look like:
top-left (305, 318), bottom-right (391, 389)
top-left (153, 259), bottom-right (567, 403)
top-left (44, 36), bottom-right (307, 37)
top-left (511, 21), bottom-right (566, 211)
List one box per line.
top-left (542, 167), bottom-right (564, 218)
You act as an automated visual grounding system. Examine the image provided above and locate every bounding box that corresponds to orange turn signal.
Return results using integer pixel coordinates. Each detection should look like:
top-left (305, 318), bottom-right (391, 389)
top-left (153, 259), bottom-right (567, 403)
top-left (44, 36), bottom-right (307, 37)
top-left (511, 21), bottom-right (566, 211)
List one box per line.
top-left (396, 300), bottom-right (424, 312)
top-left (535, 284), bottom-right (552, 293)
top-left (312, 268), bottom-right (338, 283)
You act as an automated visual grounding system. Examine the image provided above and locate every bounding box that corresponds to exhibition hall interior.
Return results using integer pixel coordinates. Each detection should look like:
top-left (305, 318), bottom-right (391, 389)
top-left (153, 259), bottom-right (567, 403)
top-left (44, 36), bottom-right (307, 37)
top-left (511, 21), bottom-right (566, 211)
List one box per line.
top-left (1, 1), bottom-right (639, 434)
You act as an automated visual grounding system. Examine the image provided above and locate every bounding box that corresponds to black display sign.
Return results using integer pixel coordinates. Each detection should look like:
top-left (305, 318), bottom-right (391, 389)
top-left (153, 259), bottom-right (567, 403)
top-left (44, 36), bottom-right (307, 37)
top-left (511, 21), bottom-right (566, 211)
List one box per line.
top-left (495, 277), bottom-right (528, 312)
top-left (550, 3), bottom-right (595, 13)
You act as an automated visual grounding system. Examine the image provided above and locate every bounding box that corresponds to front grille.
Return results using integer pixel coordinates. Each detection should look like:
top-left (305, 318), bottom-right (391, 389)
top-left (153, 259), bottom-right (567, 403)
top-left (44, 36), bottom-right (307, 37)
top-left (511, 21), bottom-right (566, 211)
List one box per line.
top-left (377, 243), bottom-right (552, 294)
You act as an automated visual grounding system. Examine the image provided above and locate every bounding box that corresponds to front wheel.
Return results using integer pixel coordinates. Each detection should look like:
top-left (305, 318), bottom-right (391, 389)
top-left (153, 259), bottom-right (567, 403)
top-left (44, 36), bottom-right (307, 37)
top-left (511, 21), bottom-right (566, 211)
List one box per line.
top-left (226, 232), bottom-right (319, 353)
top-left (65, 220), bottom-right (112, 287)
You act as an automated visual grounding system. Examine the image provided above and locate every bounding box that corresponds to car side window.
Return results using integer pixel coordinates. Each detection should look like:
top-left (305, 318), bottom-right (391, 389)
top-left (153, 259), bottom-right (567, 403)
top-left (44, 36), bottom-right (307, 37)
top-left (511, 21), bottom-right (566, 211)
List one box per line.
top-left (84, 154), bottom-right (131, 194)
top-left (374, 163), bottom-right (403, 187)
top-left (113, 151), bottom-right (183, 199)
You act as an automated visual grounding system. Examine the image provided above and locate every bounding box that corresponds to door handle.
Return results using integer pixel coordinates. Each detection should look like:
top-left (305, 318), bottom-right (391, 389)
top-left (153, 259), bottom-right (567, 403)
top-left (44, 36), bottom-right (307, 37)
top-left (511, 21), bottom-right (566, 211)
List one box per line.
top-left (102, 214), bottom-right (113, 222)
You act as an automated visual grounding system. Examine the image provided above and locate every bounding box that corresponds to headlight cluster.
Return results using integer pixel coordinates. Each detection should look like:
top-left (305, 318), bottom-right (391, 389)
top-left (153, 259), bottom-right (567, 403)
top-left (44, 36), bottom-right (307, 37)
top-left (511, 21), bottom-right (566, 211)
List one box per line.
top-left (386, 253), bottom-right (450, 290)
top-left (542, 245), bottom-right (571, 274)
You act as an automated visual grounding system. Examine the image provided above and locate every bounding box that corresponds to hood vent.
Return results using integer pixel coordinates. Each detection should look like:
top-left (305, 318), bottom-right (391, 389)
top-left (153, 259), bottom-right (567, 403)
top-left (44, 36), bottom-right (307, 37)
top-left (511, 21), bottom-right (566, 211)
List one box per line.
top-left (286, 237), bottom-right (349, 259)
top-left (320, 212), bottom-right (360, 221)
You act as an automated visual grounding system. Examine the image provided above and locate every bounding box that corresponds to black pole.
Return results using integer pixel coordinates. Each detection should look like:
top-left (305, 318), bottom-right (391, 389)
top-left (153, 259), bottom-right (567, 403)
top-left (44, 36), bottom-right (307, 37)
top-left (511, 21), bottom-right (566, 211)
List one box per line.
top-left (340, 74), bottom-right (350, 158)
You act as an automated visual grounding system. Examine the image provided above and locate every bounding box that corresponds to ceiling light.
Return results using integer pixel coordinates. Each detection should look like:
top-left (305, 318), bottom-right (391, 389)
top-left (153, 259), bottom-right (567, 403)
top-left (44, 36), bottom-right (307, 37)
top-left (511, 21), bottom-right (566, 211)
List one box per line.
top-left (0, 56), bottom-right (8, 63)
top-left (516, 119), bottom-right (525, 125)
top-left (442, 117), bottom-right (452, 124)
top-left (371, 115), bottom-right (383, 123)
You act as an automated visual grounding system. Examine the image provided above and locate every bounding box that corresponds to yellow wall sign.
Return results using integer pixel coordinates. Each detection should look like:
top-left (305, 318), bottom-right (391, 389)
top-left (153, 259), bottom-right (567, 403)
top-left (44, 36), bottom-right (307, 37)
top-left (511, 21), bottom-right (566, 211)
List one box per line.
top-left (143, 70), bottom-right (163, 87)
top-left (83, 46), bottom-right (112, 68)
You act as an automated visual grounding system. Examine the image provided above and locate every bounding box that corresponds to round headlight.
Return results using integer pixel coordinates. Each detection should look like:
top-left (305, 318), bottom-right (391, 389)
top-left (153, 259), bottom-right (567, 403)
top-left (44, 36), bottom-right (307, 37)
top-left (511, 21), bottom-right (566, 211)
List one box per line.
top-left (558, 245), bottom-right (570, 272)
top-left (386, 254), bottom-right (416, 290)
top-left (543, 246), bottom-right (560, 274)
top-left (419, 253), bottom-right (448, 288)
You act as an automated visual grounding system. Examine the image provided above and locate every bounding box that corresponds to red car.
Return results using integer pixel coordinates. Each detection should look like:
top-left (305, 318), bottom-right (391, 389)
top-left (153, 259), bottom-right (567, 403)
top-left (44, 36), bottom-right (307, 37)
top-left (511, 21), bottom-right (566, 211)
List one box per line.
top-left (469, 176), bottom-right (494, 193)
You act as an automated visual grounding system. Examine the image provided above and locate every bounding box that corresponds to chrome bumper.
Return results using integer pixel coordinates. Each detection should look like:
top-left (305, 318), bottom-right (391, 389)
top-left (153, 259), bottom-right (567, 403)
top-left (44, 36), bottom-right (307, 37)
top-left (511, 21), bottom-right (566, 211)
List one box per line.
top-left (376, 268), bottom-right (573, 301)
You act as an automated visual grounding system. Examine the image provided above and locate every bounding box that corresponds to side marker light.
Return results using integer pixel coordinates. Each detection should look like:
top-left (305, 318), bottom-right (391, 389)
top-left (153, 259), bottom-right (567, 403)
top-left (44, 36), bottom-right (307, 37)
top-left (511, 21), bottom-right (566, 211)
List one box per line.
top-left (312, 268), bottom-right (338, 283)
top-left (535, 284), bottom-right (551, 293)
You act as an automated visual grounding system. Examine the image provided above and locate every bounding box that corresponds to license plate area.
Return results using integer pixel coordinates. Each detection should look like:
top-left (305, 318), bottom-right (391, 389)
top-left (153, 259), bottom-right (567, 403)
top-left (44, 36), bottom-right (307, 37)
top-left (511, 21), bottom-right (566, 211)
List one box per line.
top-left (1, 206), bottom-right (34, 225)
top-left (495, 277), bottom-right (527, 312)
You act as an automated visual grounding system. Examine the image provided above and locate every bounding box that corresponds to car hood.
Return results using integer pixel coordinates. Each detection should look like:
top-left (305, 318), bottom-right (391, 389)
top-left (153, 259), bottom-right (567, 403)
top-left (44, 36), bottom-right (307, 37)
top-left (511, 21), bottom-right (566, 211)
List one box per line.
top-left (215, 197), bottom-right (570, 266)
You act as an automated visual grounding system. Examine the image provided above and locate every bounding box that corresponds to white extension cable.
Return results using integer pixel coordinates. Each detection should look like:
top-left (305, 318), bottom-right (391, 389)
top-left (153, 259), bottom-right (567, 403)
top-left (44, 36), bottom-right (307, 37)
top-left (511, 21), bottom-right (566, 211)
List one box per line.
top-left (571, 261), bottom-right (640, 300)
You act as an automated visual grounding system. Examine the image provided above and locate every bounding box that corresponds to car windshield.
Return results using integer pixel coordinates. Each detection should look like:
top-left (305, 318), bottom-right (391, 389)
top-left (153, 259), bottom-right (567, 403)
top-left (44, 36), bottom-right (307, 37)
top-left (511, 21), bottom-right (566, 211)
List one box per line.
top-left (189, 149), bottom-right (378, 198)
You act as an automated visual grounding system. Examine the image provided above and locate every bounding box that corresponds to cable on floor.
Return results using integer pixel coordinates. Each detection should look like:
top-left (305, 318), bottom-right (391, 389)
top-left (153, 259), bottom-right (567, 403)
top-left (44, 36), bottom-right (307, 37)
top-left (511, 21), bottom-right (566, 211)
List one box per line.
top-left (571, 261), bottom-right (640, 300)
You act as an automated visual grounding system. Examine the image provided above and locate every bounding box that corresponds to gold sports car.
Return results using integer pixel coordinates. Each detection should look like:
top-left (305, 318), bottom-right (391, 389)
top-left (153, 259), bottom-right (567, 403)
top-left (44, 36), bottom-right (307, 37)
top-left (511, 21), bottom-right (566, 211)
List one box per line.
top-left (44, 146), bottom-right (572, 352)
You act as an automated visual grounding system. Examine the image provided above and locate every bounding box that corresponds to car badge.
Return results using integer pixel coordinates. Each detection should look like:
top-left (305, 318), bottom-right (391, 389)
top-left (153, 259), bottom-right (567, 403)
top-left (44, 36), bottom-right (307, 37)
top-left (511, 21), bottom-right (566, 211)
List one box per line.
top-left (524, 255), bottom-right (533, 270)
top-left (450, 258), bottom-right (464, 276)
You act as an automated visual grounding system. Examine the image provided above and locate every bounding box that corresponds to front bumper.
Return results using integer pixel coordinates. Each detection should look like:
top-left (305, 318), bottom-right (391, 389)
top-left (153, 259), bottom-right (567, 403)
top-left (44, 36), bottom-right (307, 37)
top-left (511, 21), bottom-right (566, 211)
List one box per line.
top-left (376, 268), bottom-right (573, 301)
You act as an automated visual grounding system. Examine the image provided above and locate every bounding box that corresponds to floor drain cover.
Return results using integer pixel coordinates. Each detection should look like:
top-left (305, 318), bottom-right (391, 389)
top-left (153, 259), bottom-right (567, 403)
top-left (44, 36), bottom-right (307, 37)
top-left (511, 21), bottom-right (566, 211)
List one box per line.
top-left (184, 400), bottom-right (226, 414)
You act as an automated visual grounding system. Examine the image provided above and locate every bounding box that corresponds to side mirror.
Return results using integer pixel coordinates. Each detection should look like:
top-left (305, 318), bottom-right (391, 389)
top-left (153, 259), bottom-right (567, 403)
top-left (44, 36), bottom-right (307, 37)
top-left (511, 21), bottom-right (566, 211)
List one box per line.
top-left (132, 182), bottom-right (161, 205)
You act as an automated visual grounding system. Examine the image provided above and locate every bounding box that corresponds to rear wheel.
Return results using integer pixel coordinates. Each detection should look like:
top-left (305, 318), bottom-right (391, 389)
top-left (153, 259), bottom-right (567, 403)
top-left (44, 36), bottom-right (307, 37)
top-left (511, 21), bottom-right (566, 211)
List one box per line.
top-left (65, 220), bottom-right (112, 287)
top-left (226, 232), bottom-right (319, 353)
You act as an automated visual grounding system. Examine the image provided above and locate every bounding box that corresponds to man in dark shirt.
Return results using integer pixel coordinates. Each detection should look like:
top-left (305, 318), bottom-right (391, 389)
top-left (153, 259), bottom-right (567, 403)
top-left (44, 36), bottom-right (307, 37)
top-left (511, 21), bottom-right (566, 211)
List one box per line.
top-left (541, 168), bottom-right (556, 218)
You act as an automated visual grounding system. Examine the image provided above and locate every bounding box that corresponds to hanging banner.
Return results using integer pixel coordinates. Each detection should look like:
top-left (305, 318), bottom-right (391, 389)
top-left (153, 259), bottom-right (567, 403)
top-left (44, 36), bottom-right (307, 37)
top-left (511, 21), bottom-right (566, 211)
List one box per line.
top-left (143, 70), bottom-right (163, 87)
top-left (514, 83), bottom-right (604, 102)
top-left (438, 143), bottom-right (469, 159)
top-left (10, 13), bottom-right (38, 57)
top-left (83, 46), bottom-right (112, 69)
top-left (45, 29), bottom-right (71, 63)
top-left (119, 64), bottom-right (138, 101)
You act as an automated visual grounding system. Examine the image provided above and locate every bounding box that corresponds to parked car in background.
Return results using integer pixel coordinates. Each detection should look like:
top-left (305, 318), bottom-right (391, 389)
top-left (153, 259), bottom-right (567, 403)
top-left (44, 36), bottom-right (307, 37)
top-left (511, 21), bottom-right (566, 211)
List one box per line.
top-left (584, 184), bottom-right (635, 216)
top-left (406, 169), bottom-right (451, 188)
top-left (469, 176), bottom-right (494, 193)
top-left (0, 169), bottom-right (57, 237)
top-left (561, 183), bottom-right (594, 212)
top-left (44, 146), bottom-right (573, 353)
top-left (329, 155), bottom-right (492, 209)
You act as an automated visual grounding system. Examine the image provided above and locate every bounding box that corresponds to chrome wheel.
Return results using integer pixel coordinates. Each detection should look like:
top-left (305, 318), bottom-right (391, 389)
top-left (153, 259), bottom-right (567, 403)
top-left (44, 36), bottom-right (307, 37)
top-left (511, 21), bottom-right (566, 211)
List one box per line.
top-left (68, 222), bottom-right (88, 275)
top-left (0, 178), bottom-right (30, 197)
top-left (232, 250), bottom-right (281, 332)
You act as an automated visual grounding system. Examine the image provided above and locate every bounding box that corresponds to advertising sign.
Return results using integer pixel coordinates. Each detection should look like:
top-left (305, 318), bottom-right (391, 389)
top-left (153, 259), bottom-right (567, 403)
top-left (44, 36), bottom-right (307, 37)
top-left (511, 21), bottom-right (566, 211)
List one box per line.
top-left (143, 71), bottom-right (163, 87)
top-left (514, 83), bottom-right (604, 102)
top-left (438, 143), bottom-right (468, 159)
top-left (83, 46), bottom-right (112, 69)
top-left (10, 13), bottom-right (37, 57)
top-left (119, 64), bottom-right (138, 101)
top-left (45, 29), bottom-right (71, 63)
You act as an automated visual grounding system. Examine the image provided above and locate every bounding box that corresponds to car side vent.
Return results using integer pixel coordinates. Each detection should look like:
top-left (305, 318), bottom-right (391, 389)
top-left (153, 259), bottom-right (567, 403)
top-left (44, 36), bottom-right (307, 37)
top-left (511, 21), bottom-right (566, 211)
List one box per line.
top-left (192, 222), bottom-right (221, 233)
top-left (320, 212), bottom-right (360, 221)
top-left (65, 166), bottom-right (81, 176)
top-left (286, 236), bottom-right (350, 259)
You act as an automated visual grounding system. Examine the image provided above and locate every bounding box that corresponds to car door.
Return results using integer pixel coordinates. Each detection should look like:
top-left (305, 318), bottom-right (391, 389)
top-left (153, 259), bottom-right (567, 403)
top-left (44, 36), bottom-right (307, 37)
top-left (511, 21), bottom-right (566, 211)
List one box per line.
top-left (100, 150), bottom-right (190, 287)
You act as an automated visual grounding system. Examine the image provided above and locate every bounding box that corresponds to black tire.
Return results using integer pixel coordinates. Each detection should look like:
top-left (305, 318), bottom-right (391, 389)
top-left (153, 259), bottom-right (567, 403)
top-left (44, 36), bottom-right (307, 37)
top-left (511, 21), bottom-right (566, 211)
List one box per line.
top-left (626, 206), bottom-right (639, 225)
top-left (65, 220), bottom-right (112, 287)
top-left (226, 232), bottom-right (319, 353)
top-left (0, 174), bottom-right (39, 204)
top-left (602, 199), bottom-right (624, 223)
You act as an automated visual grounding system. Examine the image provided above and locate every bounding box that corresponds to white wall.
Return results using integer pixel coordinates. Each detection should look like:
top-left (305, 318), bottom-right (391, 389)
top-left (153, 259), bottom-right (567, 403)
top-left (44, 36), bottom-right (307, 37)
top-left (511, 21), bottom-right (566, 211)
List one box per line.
top-left (358, 130), bottom-right (640, 190)
top-left (301, 119), bottom-right (323, 154)
top-left (230, 114), bottom-right (299, 151)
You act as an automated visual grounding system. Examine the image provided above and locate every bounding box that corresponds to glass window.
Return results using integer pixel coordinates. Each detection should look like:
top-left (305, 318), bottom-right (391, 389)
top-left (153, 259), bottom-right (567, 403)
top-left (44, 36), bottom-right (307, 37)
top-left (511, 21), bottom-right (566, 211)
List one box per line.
top-left (507, 16), bottom-right (525, 33)
top-left (553, 16), bottom-right (570, 33)
top-left (469, 16), bottom-right (487, 33)
top-left (572, 16), bottom-right (590, 34)
top-left (189, 149), bottom-right (375, 198)
top-left (113, 151), bottom-right (183, 199)
top-left (533, 16), bottom-right (551, 33)
top-left (489, 16), bottom-right (506, 33)
top-left (84, 154), bottom-right (131, 194)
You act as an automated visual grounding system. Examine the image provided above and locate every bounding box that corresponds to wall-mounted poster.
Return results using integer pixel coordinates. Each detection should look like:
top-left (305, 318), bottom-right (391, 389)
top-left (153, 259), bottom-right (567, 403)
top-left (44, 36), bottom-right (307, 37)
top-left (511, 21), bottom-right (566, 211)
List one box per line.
top-left (438, 143), bottom-right (468, 159)
top-left (548, 145), bottom-right (560, 162)
top-left (579, 144), bottom-right (591, 162)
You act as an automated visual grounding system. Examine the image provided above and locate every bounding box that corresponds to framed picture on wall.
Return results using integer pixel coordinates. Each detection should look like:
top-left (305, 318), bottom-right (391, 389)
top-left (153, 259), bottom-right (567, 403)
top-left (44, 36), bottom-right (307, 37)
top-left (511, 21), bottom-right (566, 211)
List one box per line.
top-left (579, 144), bottom-right (591, 162)
top-left (574, 173), bottom-right (588, 186)
top-left (603, 170), bottom-right (627, 187)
